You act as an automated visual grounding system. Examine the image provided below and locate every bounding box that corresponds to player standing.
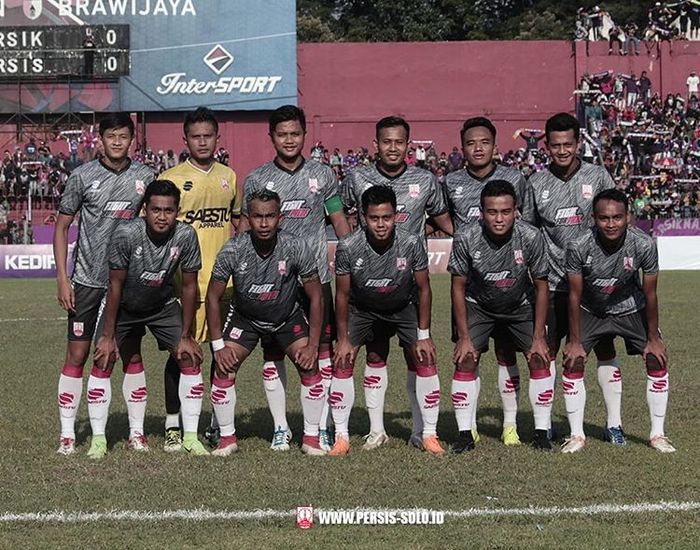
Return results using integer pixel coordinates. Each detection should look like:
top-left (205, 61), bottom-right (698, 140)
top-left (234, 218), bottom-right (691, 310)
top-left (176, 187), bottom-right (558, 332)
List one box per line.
top-left (522, 112), bottom-right (622, 446)
top-left (159, 107), bottom-right (240, 451)
top-left (54, 113), bottom-right (153, 455)
top-left (239, 105), bottom-right (350, 451)
top-left (329, 186), bottom-right (443, 455)
top-left (89, 180), bottom-right (208, 458)
top-left (205, 189), bottom-right (328, 456)
top-left (443, 117), bottom-right (529, 446)
top-left (343, 116), bottom-right (453, 449)
top-left (449, 180), bottom-right (552, 452)
top-left (563, 189), bottom-right (674, 453)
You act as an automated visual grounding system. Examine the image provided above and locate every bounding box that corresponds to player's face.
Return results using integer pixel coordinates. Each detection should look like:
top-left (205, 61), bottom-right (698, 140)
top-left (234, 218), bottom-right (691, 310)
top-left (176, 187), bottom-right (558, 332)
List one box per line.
top-left (145, 195), bottom-right (178, 236)
top-left (184, 121), bottom-right (219, 164)
top-left (594, 199), bottom-right (628, 243)
top-left (376, 126), bottom-right (409, 170)
top-left (462, 126), bottom-right (495, 170)
top-left (546, 130), bottom-right (580, 170)
top-left (248, 199), bottom-right (282, 241)
top-left (100, 126), bottom-right (133, 163)
top-left (481, 195), bottom-right (516, 238)
top-left (271, 120), bottom-right (305, 162)
top-left (364, 202), bottom-right (396, 243)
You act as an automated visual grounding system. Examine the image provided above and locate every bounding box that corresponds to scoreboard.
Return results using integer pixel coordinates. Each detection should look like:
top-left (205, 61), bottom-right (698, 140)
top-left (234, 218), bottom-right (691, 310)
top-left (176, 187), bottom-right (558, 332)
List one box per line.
top-left (0, 25), bottom-right (129, 79)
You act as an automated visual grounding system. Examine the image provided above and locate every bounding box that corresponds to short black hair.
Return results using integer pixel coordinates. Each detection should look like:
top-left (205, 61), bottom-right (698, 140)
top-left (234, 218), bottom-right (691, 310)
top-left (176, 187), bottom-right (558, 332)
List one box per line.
top-left (361, 185), bottom-right (397, 214)
top-left (145, 179), bottom-right (181, 207)
top-left (593, 188), bottom-right (629, 213)
top-left (460, 117), bottom-right (497, 143)
top-left (545, 112), bottom-right (580, 141)
top-left (376, 116), bottom-right (410, 140)
top-left (184, 107), bottom-right (219, 136)
top-left (269, 105), bottom-right (306, 135)
top-left (248, 188), bottom-right (281, 210)
top-left (99, 113), bottom-right (134, 137)
top-left (480, 179), bottom-right (517, 209)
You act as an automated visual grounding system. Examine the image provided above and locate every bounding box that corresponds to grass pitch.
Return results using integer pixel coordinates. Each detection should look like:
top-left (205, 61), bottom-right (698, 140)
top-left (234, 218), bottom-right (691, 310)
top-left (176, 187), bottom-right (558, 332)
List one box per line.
top-left (0, 274), bottom-right (698, 549)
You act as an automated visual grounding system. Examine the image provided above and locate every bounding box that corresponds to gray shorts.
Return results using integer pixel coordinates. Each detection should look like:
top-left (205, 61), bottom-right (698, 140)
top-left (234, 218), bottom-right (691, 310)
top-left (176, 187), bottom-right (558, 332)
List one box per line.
top-left (580, 308), bottom-right (651, 355)
top-left (348, 303), bottom-right (418, 348)
top-left (97, 300), bottom-right (182, 352)
top-left (546, 292), bottom-right (569, 349)
top-left (68, 283), bottom-right (106, 341)
top-left (453, 301), bottom-right (534, 354)
top-left (223, 307), bottom-right (309, 353)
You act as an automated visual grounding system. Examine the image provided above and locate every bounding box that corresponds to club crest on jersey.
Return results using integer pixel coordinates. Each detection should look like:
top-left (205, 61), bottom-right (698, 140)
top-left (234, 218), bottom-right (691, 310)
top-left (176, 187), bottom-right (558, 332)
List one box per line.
top-left (220, 178), bottom-right (230, 190)
top-left (554, 207), bottom-right (583, 226)
top-left (229, 327), bottom-right (243, 340)
top-left (308, 178), bottom-right (319, 193)
top-left (396, 257), bottom-right (407, 270)
top-left (582, 184), bottom-right (593, 200)
top-left (514, 249), bottom-right (524, 265)
top-left (624, 256), bottom-right (634, 271)
top-left (72, 322), bottom-right (84, 337)
top-left (135, 180), bottom-right (145, 196)
top-left (278, 260), bottom-right (287, 275)
top-left (169, 247), bottom-right (180, 260)
top-left (409, 184), bottom-right (420, 198)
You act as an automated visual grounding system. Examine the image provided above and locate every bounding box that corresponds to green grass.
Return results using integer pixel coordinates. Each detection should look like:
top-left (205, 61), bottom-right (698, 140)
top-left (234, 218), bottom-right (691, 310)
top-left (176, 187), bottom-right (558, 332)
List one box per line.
top-left (0, 274), bottom-right (698, 548)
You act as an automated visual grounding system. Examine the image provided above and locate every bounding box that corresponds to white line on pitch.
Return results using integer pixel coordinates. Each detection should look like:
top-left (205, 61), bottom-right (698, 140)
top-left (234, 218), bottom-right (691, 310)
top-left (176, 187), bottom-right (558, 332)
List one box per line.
top-left (0, 501), bottom-right (697, 523)
top-left (0, 317), bottom-right (63, 323)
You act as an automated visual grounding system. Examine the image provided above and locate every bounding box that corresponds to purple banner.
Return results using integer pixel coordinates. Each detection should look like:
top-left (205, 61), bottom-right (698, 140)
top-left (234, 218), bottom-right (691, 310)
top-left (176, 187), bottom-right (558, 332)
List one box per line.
top-left (32, 225), bottom-right (78, 245)
top-left (653, 219), bottom-right (700, 236)
top-left (0, 245), bottom-right (73, 278)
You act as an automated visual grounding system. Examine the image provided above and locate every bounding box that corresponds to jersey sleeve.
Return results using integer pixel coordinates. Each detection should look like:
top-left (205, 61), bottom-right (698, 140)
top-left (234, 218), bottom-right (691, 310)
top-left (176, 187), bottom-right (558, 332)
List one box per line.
top-left (341, 171), bottom-right (358, 212)
top-left (179, 226), bottom-right (202, 273)
top-left (334, 238), bottom-right (351, 276)
top-left (240, 174), bottom-right (258, 216)
top-left (412, 236), bottom-right (429, 272)
top-left (108, 225), bottom-right (131, 271)
top-left (599, 167), bottom-right (615, 191)
top-left (321, 167), bottom-right (344, 215)
top-left (528, 230), bottom-right (549, 279)
top-left (565, 239), bottom-right (584, 274)
top-left (210, 240), bottom-right (236, 284)
top-left (447, 232), bottom-right (470, 276)
top-left (521, 180), bottom-right (539, 226)
top-left (58, 171), bottom-right (84, 216)
top-left (425, 173), bottom-right (448, 217)
top-left (296, 239), bottom-right (319, 281)
top-left (515, 173), bottom-right (528, 213)
top-left (230, 170), bottom-right (242, 216)
top-left (639, 236), bottom-right (659, 275)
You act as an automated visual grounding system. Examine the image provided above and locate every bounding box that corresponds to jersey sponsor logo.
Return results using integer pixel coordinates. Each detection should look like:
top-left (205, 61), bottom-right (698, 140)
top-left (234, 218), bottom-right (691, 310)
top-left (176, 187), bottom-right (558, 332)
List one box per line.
top-left (134, 246), bottom-right (143, 257)
top-left (72, 321), bottom-right (84, 337)
top-left (365, 278), bottom-right (399, 293)
top-left (514, 249), bottom-right (524, 265)
top-left (90, 179), bottom-right (101, 191)
top-left (281, 200), bottom-right (311, 219)
top-left (624, 256), bottom-right (634, 271)
top-left (592, 277), bottom-right (619, 295)
top-left (541, 189), bottom-right (551, 203)
top-left (183, 207), bottom-right (232, 227)
top-left (484, 270), bottom-right (517, 288)
top-left (229, 327), bottom-right (243, 340)
top-left (248, 283), bottom-right (280, 301)
top-left (454, 185), bottom-right (464, 197)
top-left (409, 184), bottom-right (420, 198)
top-left (308, 178), bottom-right (319, 193)
top-left (140, 269), bottom-right (167, 287)
top-left (396, 257), bottom-right (407, 271)
top-left (466, 206), bottom-right (481, 220)
top-left (238, 261), bottom-right (248, 273)
top-left (265, 181), bottom-right (275, 190)
top-left (395, 205), bottom-right (410, 223)
top-left (582, 184), bottom-right (593, 200)
top-left (278, 260), bottom-right (287, 275)
top-left (103, 201), bottom-right (135, 219)
top-left (183, 181), bottom-right (194, 191)
top-left (554, 206), bottom-right (583, 226)
top-left (473, 250), bottom-right (482, 261)
top-left (135, 180), bottom-right (145, 196)
top-left (355, 258), bottom-right (364, 269)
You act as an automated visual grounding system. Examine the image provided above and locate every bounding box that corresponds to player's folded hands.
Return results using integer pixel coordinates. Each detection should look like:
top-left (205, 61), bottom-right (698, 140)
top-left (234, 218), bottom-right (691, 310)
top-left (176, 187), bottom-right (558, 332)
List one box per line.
top-left (453, 337), bottom-right (478, 367)
top-left (214, 347), bottom-right (238, 374)
top-left (176, 336), bottom-right (204, 365)
top-left (294, 345), bottom-right (318, 371)
top-left (334, 339), bottom-right (356, 369)
top-left (563, 341), bottom-right (587, 369)
top-left (93, 336), bottom-right (118, 372)
top-left (415, 338), bottom-right (436, 365)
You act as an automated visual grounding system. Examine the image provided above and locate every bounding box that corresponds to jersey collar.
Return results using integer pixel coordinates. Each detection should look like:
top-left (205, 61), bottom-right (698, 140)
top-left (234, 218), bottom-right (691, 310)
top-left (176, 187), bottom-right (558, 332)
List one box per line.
top-left (376, 162), bottom-right (407, 181)
top-left (273, 157), bottom-right (306, 175)
top-left (99, 157), bottom-right (132, 175)
top-left (466, 163), bottom-right (497, 182)
top-left (186, 158), bottom-right (216, 175)
top-left (548, 158), bottom-right (582, 183)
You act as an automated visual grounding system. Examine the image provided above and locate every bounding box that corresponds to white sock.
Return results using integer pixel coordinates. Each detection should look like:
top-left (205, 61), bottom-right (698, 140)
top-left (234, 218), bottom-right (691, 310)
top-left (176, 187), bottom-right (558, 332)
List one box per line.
top-left (301, 372), bottom-right (326, 437)
top-left (498, 363), bottom-right (520, 427)
top-left (165, 414), bottom-right (180, 430)
top-left (597, 359), bottom-right (622, 428)
top-left (407, 370), bottom-right (423, 437)
top-left (263, 360), bottom-right (288, 431)
top-left (452, 370), bottom-right (478, 432)
top-left (319, 353), bottom-right (333, 430)
top-left (211, 377), bottom-right (236, 437)
top-left (562, 374), bottom-right (586, 438)
top-left (87, 367), bottom-right (112, 437)
top-left (363, 361), bottom-right (388, 434)
top-left (122, 363), bottom-right (147, 437)
top-left (179, 367), bottom-right (204, 435)
top-left (415, 366), bottom-right (441, 438)
top-left (548, 360), bottom-right (557, 430)
top-left (330, 371), bottom-right (355, 438)
top-left (646, 371), bottom-right (669, 439)
top-left (529, 365), bottom-right (555, 431)
top-left (472, 376), bottom-right (481, 429)
top-left (58, 364), bottom-right (84, 439)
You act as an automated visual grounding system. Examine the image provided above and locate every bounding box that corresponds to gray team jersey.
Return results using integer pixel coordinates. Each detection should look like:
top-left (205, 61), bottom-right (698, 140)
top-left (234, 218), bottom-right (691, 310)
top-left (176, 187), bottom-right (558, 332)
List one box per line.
top-left (211, 230), bottom-right (318, 330)
top-left (444, 165), bottom-right (527, 232)
top-left (242, 159), bottom-right (339, 284)
top-left (109, 218), bottom-right (201, 313)
top-left (343, 164), bottom-right (448, 236)
top-left (522, 161), bottom-right (614, 292)
top-left (448, 219), bottom-right (549, 314)
top-left (59, 159), bottom-right (154, 289)
top-left (566, 226), bottom-right (658, 317)
top-left (335, 227), bottom-right (428, 313)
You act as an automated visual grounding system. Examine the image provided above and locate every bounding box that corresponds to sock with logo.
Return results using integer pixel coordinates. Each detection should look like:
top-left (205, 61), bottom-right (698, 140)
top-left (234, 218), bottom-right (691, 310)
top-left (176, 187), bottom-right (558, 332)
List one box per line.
top-left (263, 359), bottom-right (288, 432)
top-left (87, 366), bottom-right (112, 437)
top-left (122, 361), bottom-right (147, 438)
top-left (300, 372), bottom-right (326, 437)
top-left (58, 363), bottom-right (84, 440)
top-left (211, 376), bottom-right (236, 437)
top-left (529, 365), bottom-right (555, 431)
top-left (363, 361), bottom-right (388, 434)
top-left (563, 372), bottom-right (586, 438)
top-left (597, 359), bottom-right (623, 428)
top-left (415, 365), bottom-right (441, 437)
top-left (318, 350), bottom-right (334, 430)
top-left (179, 365), bottom-right (204, 436)
top-left (451, 369), bottom-right (478, 432)
top-left (498, 363), bottom-right (520, 427)
top-left (329, 368), bottom-right (355, 439)
top-left (646, 369), bottom-right (669, 439)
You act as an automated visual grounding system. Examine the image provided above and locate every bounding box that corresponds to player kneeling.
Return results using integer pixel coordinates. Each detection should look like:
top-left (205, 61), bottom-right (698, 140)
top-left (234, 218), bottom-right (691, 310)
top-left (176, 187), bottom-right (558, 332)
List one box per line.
top-left (449, 180), bottom-right (553, 453)
top-left (90, 180), bottom-right (207, 458)
top-left (329, 186), bottom-right (443, 456)
top-left (562, 189), bottom-right (674, 453)
top-left (205, 189), bottom-right (327, 456)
